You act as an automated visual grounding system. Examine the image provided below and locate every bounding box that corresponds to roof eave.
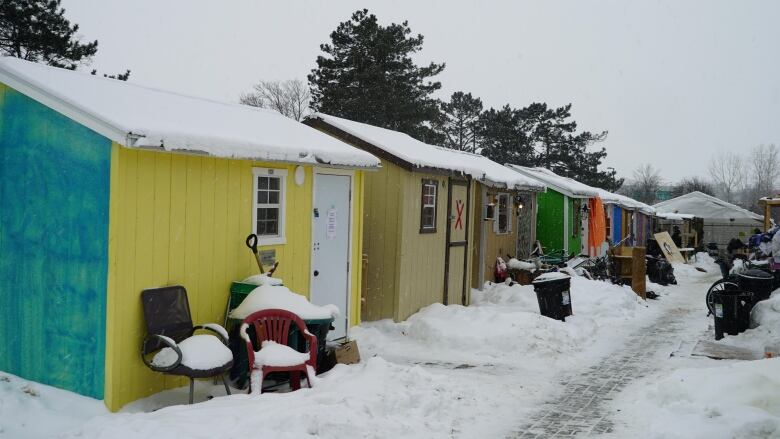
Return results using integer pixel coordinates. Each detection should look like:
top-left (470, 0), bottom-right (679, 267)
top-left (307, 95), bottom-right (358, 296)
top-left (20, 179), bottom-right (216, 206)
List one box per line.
top-left (0, 64), bottom-right (131, 145)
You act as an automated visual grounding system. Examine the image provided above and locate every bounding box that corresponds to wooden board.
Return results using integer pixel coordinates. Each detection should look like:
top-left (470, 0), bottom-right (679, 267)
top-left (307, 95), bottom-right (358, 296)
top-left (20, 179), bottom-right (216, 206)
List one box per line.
top-left (631, 247), bottom-right (646, 300)
top-left (654, 231), bottom-right (685, 264)
top-left (691, 340), bottom-right (763, 360)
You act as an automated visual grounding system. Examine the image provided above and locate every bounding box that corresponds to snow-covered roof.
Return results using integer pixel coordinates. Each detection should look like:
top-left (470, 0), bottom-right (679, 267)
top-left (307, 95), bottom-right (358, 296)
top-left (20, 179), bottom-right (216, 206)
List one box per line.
top-left (594, 188), bottom-right (655, 214)
top-left (655, 212), bottom-right (696, 221)
top-left (506, 165), bottom-right (599, 198)
top-left (308, 113), bottom-right (545, 191)
top-left (506, 165), bottom-right (653, 213)
top-left (654, 191), bottom-right (763, 222)
top-left (0, 57), bottom-right (379, 168)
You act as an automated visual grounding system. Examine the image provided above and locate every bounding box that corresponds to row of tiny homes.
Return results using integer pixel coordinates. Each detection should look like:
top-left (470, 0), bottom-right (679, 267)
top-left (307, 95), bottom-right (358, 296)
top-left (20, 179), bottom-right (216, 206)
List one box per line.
top-left (509, 166), bottom-right (655, 257)
top-left (305, 114), bottom-right (545, 321)
top-left (1, 56), bottom-right (658, 412)
top-left (0, 58), bottom-right (380, 410)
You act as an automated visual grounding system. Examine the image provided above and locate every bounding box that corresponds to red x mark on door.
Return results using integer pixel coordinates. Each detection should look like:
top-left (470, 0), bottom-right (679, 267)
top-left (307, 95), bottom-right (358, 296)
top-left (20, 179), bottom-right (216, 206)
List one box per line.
top-left (454, 200), bottom-right (464, 230)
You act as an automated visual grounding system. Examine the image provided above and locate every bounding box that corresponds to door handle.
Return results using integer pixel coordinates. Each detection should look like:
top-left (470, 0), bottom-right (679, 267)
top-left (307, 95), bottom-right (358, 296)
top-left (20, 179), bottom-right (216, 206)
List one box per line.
top-left (313, 270), bottom-right (319, 277)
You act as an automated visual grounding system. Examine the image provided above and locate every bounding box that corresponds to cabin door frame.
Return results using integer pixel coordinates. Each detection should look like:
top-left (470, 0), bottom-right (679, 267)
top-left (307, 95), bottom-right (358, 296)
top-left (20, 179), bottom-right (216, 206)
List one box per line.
top-left (310, 168), bottom-right (354, 340)
top-left (443, 177), bottom-right (470, 305)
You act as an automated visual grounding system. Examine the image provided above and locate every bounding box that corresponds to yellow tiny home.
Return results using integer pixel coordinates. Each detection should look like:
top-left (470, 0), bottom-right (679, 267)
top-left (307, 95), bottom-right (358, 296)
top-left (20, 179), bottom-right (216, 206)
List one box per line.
top-left (305, 113), bottom-right (544, 321)
top-left (0, 58), bottom-right (380, 410)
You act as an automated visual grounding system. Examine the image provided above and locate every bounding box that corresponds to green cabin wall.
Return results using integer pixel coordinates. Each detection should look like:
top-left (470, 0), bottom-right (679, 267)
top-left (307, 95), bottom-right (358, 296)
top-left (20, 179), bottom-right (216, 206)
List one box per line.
top-left (535, 190), bottom-right (565, 252)
top-left (536, 190), bottom-right (584, 256)
top-left (0, 83), bottom-right (110, 399)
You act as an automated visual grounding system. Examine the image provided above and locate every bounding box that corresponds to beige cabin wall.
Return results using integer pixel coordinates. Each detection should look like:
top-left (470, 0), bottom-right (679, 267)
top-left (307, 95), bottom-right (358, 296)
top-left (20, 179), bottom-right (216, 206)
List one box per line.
top-left (471, 185), bottom-right (539, 289)
top-left (396, 172), bottom-right (449, 321)
top-left (361, 161), bottom-right (404, 321)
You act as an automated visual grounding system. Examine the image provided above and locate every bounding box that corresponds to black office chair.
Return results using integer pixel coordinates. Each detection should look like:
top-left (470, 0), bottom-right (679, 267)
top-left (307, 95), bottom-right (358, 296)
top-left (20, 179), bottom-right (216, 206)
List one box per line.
top-left (141, 285), bottom-right (233, 404)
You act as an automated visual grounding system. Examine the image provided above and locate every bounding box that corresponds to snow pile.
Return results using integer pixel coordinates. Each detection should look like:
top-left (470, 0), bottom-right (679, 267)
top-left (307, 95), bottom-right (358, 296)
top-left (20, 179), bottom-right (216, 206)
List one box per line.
top-left (0, 372), bottom-right (108, 439)
top-left (355, 276), bottom-right (649, 367)
top-left (151, 334), bottom-right (232, 370)
top-left (64, 357), bottom-right (474, 439)
top-left (613, 359), bottom-right (780, 439)
top-left (229, 284), bottom-right (339, 320)
top-left (691, 252), bottom-right (721, 274)
top-left (0, 57), bottom-right (380, 168)
top-left (714, 290), bottom-right (780, 353)
top-left (507, 258), bottom-right (536, 271)
top-left (242, 273), bottom-right (284, 286)
top-left (251, 341), bottom-right (310, 367)
top-left (669, 253), bottom-right (720, 281)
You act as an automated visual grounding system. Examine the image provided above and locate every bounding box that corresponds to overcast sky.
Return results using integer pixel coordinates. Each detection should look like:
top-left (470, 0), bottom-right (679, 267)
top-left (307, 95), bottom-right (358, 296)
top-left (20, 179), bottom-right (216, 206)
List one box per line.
top-left (61, 0), bottom-right (780, 182)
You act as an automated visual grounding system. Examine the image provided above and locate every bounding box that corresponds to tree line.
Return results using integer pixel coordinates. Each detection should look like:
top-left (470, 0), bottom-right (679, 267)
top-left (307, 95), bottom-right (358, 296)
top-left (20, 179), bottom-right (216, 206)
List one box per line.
top-left (242, 9), bottom-right (623, 191)
top-left (621, 144), bottom-right (779, 213)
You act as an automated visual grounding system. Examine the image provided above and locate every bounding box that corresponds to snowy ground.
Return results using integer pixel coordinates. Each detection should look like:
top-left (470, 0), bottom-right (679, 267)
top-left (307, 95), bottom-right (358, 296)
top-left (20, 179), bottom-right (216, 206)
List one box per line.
top-left (2, 254), bottom-right (779, 438)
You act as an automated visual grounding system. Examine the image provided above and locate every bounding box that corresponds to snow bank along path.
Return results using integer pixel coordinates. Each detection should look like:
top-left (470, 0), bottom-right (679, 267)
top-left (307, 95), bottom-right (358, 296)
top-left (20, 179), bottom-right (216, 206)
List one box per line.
top-left (3, 257), bottom-right (726, 438)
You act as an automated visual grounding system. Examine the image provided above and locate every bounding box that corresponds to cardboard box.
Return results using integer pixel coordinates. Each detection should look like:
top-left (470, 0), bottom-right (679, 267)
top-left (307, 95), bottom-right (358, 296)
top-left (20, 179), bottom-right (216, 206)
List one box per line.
top-left (334, 340), bottom-right (361, 365)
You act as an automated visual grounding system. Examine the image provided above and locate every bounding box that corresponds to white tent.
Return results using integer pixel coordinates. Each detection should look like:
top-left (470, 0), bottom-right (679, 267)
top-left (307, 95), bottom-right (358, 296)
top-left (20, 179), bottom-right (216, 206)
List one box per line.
top-left (653, 191), bottom-right (763, 246)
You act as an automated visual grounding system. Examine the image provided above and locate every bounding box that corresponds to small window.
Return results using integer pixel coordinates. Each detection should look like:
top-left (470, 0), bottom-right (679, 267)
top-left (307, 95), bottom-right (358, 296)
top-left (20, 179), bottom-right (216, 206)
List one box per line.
top-left (494, 193), bottom-right (511, 234)
top-left (420, 179), bottom-right (438, 233)
top-left (253, 168), bottom-right (287, 245)
top-left (605, 206), bottom-right (612, 241)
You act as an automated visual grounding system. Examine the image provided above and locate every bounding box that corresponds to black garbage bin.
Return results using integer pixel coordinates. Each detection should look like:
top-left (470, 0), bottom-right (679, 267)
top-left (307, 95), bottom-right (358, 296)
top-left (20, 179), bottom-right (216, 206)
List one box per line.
top-left (289, 317), bottom-right (334, 374)
top-left (711, 288), bottom-right (752, 340)
top-left (532, 273), bottom-right (572, 322)
top-left (738, 269), bottom-right (774, 305)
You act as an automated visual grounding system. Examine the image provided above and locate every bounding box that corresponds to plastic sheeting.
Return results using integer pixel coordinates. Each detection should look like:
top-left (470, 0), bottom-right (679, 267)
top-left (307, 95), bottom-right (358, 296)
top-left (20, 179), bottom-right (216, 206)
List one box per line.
top-left (588, 197), bottom-right (606, 256)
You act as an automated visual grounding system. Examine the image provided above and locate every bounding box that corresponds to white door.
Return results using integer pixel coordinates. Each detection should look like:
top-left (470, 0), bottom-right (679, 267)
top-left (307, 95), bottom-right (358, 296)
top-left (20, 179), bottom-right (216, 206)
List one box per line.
top-left (311, 173), bottom-right (351, 340)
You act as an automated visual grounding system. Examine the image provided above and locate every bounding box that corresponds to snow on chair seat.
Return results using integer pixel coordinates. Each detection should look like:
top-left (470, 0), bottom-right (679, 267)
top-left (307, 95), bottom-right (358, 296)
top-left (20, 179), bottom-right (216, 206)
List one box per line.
top-left (252, 341), bottom-right (311, 368)
top-left (152, 334), bottom-right (233, 371)
top-left (141, 285), bottom-right (233, 404)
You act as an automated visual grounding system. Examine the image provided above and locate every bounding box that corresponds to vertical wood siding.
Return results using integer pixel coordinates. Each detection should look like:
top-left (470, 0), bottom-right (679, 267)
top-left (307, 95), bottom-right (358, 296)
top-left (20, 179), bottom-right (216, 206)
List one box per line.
top-left (361, 161), bottom-right (403, 321)
top-left (535, 190), bottom-right (565, 253)
top-left (472, 185), bottom-right (523, 286)
top-left (396, 172), bottom-right (449, 321)
top-left (0, 84), bottom-right (110, 399)
top-left (517, 192), bottom-right (538, 259)
top-left (105, 146), bottom-right (364, 410)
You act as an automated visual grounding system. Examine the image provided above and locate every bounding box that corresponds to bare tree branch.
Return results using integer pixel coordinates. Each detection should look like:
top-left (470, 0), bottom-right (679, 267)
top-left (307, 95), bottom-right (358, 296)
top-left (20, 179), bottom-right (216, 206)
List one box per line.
top-left (239, 79), bottom-right (311, 121)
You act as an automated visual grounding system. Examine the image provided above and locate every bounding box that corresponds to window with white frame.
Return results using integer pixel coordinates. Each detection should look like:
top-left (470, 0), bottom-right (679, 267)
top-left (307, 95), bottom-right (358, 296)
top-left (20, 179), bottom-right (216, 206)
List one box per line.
top-left (494, 193), bottom-right (512, 234)
top-left (420, 179), bottom-right (438, 233)
top-left (253, 168), bottom-right (287, 244)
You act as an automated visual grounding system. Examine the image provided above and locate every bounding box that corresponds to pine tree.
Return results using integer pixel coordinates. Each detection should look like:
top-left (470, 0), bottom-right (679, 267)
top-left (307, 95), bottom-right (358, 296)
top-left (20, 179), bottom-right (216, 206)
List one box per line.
top-left (478, 105), bottom-right (535, 165)
top-left (440, 91), bottom-right (483, 152)
top-left (0, 0), bottom-right (98, 69)
top-left (479, 102), bottom-right (621, 191)
top-left (308, 9), bottom-right (445, 142)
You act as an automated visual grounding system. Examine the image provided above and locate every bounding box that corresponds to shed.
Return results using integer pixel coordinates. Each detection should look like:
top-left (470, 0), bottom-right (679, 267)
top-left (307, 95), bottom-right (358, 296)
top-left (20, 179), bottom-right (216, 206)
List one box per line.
top-left (305, 113), bottom-right (544, 319)
top-left (0, 57), bottom-right (380, 410)
top-left (595, 189), bottom-right (655, 248)
top-left (468, 158), bottom-right (546, 287)
top-left (507, 166), bottom-right (599, 256)
top-left (653, 191), bottom-right (763, 247)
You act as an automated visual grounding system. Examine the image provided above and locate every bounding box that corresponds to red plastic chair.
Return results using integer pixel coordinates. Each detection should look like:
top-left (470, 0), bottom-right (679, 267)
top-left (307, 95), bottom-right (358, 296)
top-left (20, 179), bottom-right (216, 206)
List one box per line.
top-left (240, 309), bottom-right (317, 394)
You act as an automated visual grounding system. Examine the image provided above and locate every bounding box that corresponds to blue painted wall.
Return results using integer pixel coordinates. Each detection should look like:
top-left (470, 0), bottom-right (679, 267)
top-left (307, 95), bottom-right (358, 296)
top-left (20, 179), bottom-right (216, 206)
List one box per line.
top-left (612, 205), bottom-right (623, 244)
top-left (0, 84), bottom-right (110, 399)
